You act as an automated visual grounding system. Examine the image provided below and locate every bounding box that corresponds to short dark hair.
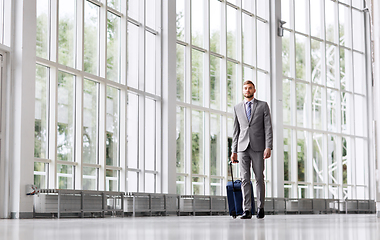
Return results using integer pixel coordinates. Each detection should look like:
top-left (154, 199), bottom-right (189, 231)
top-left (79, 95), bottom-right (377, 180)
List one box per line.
top-left (243, 80), bottom-right (255, 88)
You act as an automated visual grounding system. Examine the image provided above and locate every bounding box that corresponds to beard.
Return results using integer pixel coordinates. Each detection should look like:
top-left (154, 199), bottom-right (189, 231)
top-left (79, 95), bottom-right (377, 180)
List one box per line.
top-left (244, 93), bottom-right (253, 98)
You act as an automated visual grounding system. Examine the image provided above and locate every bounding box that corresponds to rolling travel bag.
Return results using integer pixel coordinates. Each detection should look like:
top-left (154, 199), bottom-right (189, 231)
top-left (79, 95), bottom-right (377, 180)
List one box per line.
top-left (226, 161), bottom-right (255, 218)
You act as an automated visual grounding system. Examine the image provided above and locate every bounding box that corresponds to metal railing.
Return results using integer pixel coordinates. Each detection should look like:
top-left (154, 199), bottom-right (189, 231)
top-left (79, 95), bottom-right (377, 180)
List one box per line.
top-left (34, 190), bottom-right (376, 218)
top-left (34, 189), bottom-right (124, 218)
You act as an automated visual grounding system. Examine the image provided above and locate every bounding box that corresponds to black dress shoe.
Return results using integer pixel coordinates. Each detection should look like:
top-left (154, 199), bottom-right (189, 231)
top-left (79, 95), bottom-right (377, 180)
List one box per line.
top-left (240, 210), bottom-right (252, 219)
top-left (256, 208), bottom-right (265, 219)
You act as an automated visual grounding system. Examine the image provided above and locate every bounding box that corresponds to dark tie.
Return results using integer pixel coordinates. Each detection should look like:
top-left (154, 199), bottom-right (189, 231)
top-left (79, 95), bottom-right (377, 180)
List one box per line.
top-left (246, 101), bottom-right (251, 120)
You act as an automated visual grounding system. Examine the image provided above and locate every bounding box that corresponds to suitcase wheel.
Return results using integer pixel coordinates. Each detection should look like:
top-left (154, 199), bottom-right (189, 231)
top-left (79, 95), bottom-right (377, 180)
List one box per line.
top-left (232, 215), bottom-right (237, 219)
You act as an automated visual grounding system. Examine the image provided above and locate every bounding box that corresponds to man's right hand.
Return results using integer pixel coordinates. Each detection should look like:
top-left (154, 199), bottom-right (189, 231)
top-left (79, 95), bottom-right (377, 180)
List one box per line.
top-left (230, 153), bottom-right (239, 163)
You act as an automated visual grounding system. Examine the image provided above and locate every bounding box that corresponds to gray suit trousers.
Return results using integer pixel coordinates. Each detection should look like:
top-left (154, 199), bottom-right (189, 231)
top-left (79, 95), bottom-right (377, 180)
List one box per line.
top-left (239, 148), bottom-right (265, 211)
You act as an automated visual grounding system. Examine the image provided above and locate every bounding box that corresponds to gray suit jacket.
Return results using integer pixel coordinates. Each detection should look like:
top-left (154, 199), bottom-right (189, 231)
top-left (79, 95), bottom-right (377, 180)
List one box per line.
top-left (232, 99), bottom-right (273, 153)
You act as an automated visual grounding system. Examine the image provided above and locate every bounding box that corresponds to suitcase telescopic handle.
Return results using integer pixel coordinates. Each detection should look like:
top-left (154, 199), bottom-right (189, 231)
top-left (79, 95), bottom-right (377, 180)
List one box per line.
top-left (228, 161), bottom-right (236, 190)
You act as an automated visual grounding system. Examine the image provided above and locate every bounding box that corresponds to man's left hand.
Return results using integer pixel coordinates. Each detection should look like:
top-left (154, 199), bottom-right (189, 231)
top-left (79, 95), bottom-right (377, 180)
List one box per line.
top-left (263, 148), bottom-right (271, 159)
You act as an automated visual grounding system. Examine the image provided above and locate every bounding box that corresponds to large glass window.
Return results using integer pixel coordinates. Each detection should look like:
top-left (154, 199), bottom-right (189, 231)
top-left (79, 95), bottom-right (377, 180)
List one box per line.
top-left (107, 12), bottom-right (121, 83)
top-left (210, 114), bottom-right (221, 177)
top-left (284, 129), bottom-right (291, 182)
top-left (83, 79), bottom-right (99, 165)
top-left (313, 133), bottom-right (323, 184)
top-left (191, 49), bottom-right (204, 106)
top-left (242, 13), bottom-right (255, 67)
top-left (297, 131), bottom-right (307, 183)
top-left (227, 6), bottom-right (237, 60)
top-left (106, 169), bottom-right (119, 192)
top-left (145, 0), bottom-right (156, 29)
top-left (176, 106), bottom-right (185, 174)
top-left (295, 34), bottom-right (307, 81)
top-left (35, 65), bottom-right (49, 160)
top-left (311, 40), bottom-right (323, 85)
top-left (83, 166), bottom-right (97, 190)
top-left (282, 30), bottom-right (291, 77)
top-left (34, 63), bottom-right (49, 189)
top-left (176, 44), bottom-right (185, 102)
top-left (257, 20), bottom-right (270, 72)
top-left (84, 2), bottom-right (99, 75)
top-left (227, 61), bottom-right (237, 114)
top-left (126, 92), bottom-right (139, 191)
top-left (326, 44), bottom-right (338, 88)
top-left (312, 86), bottom-right (322, 130)
top-left (58, 0), bottom-right (76, 68)
top-left (283, 79), bottom-right (292, 126)
top-left (127, 23), bottom-right (139, 89)
top-left (310, 0), bottom-right (322, 39)
top-left (57, 71), bottom-right (75, 163)
top-left (191, 0), bottom-right (204, 48)
top-left (176, 0), bottom-right (271, 195)
top-left (210, 0), bottom-right (222, 54)
top-left (325, 0), bottom-right (337, 43)
top-left (192, 110), bottom-right (204, 176)
top-left (106, 86), bottom-right (120, 167)
top-left (83, 79), bottom-right (99, 190)
top-left (127, 93), bottom-right (138, 170)
top-left (36, 0), bottom-right (49, 59)
top-left (34, 162), bottom-right (48, 189)
top-left (145, 98), bottom-right (156, 172)
top-left (352, 9), bottom-right (365, 52)
top-left (339, 4), bottom-right (351, 48)
top-left (176, 0), bottom-right (185, 42)
top-left (32, 0), bottom-right (369, 199)
top-left (57, 164), bottom-right (74, 189)
top-left (294, 0), bottom-right (307, 34)
top-left (210, 56), bottom-right (221, 110)
top-left (296, 82), bottom-right (308, 127)
top-left (145, 33), bottom-right (156, 94)
top-left (35, 0), bottom-right (161, 193)
top-left (282, 0), bottom-right (369, 199)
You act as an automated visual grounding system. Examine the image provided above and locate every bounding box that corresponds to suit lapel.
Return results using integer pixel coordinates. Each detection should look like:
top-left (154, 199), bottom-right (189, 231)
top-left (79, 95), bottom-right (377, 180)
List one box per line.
top-left (239, 102), bottom-right (249, 123)
top-left (248, 99), bottom-right (258, 124)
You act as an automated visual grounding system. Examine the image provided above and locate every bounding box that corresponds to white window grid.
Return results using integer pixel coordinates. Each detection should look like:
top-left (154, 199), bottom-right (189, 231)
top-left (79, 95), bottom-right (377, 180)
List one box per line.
top-left (34, 0), bottom-right (162, 193)
top-left (175, 0), bottom-right (271, 196)
top-left (281, 0), bottom-right (369, 199)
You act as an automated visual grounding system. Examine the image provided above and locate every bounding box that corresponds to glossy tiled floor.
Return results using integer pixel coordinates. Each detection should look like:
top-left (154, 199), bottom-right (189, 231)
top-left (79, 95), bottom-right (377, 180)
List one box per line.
top-left (0, 214), bottom-right (379, 240)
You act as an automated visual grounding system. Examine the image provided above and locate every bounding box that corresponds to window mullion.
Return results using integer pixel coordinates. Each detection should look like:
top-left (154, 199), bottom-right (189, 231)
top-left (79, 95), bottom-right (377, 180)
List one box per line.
top-left (75, 73), bottom-right (83, 189)
top-left (185, 0), bottom-right (191, 105)
top-left (77, 0), bottom-right (84, 71)
top-left (184, 0), bottom-right (192, 195)
top-left (203, 0), bottom-right (211, 196)
top-left (51, 0), bottom-right (58, 63)
top-left (220, 0), bottom-right (227, 115)
top-left (99, 0), bottom-right (107, 79)
top-left (98, 83), bottom-right (107, 191)
top-left (185, 107), bottom-right (192, 195)
top-left (290, 0), bottom-right (297, 198)
top-left (49, 65), bottom-right (58, 189)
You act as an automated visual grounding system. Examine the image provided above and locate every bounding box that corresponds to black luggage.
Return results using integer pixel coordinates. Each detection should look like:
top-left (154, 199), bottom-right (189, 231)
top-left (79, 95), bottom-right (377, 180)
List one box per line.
top-left (226, 161), bottom-right (255, 218)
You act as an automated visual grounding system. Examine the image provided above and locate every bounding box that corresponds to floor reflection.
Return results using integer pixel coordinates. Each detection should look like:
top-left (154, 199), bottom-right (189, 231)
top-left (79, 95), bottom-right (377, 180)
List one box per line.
top-left (0, 214), bottom-right (378, 240)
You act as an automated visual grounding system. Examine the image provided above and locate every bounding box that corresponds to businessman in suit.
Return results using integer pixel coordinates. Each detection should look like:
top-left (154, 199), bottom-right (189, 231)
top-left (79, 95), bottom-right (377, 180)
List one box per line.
top-left (230, 80), bottom-right (273, 219)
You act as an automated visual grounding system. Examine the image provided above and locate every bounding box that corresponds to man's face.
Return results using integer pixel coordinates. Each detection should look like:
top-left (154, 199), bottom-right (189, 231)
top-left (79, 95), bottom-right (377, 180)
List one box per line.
top-left (243, 83), bottom-right (255, 99)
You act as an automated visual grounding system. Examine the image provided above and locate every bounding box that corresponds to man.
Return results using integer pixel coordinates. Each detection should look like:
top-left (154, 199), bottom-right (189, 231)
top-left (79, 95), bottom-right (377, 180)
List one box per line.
top-left (230, 80), bottom-right (273, 219)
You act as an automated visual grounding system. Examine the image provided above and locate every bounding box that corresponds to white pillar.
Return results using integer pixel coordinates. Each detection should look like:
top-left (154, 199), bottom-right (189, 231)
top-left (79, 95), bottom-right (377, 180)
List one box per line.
top-left (0, 51), bottom-right (10, 219)
top-left (10, 0), bottom-right (36, 218)
top-left (270, 0), bottom-right (284, 198)
top-left (370, 0), bottom-right (380, 217)
top-left (161, 0), bottom-right (177, 194)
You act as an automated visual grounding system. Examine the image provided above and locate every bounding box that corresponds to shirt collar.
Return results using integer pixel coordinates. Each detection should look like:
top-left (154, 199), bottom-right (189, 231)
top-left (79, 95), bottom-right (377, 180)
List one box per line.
top-left (244, 98), bottom-right (255, 104)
